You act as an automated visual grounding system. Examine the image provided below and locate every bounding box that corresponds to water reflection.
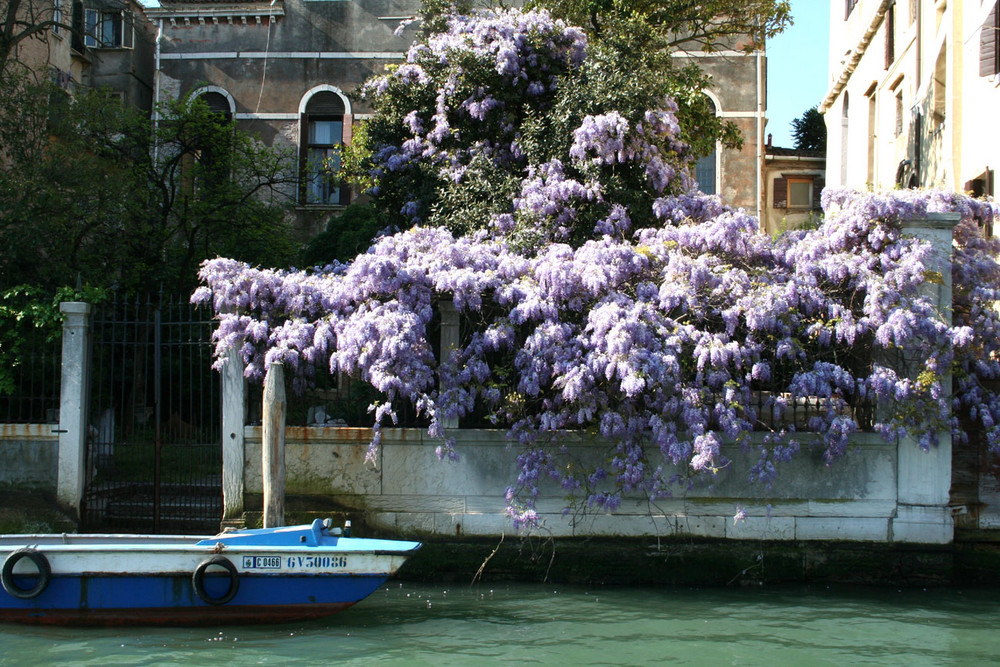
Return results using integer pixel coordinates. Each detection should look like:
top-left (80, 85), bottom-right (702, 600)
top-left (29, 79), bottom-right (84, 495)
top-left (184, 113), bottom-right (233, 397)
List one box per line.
top-left (1, 584), bottom-right (998, 666)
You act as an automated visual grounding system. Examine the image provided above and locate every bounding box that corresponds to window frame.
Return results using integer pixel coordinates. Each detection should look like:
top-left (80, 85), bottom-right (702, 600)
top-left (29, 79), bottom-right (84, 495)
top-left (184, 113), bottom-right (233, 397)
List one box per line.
top-left (301, 115), bottom-right (347, 206)
top-left (83, 8), bottom-right (133, 49)
top-left (773, 174), bottom-right (824, 210)
top-left (786, 177), bottom-right (813, 209)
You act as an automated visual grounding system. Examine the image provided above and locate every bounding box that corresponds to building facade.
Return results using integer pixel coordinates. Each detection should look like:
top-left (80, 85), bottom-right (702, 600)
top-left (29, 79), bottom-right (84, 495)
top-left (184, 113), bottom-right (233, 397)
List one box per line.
top-left (821, 0), bottom-right (999, 215)
top-left (145, 1), bottom-right (768, 231)
top-left (145, 0), bottom-right (423, 236)
top-left (679, 48), bottom-right (767, 220)
top-left (761, 139), bottom-right (826, 236)
top-left (8, 0), bottom-right (156, 109)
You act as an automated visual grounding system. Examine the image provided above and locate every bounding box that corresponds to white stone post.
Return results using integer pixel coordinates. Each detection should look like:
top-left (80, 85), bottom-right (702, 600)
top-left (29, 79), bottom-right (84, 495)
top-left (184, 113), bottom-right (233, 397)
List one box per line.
top-left (221, 347), bottom-right (245, 526)
top-left (262, 362), bottom-right (286, 528)
top-left (439, 301), bottom-right (460, 429)
top-left (891, 213), bottom-right (960, 544)
top-left (56, 302), bottom-right (92, 518)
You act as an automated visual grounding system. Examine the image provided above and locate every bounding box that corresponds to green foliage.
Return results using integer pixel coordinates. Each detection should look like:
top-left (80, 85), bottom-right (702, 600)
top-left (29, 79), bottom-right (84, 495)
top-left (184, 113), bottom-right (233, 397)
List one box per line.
top-left (532, 0), bottom-right (792, 50)
top-left (299, 203), bottom-right (387, 267)
top-left (0, 77), bottom-right (298, 295)
top-left (0, 284), bottom-right (106, 395)
top-left (530, 0), bottom-right (792, 157)
top-left (346, 10), bottom-right (728, 245)
top-left (791, 106), bottom-right (827, 153)
top-left (419, 0), bottom-right (473, 37)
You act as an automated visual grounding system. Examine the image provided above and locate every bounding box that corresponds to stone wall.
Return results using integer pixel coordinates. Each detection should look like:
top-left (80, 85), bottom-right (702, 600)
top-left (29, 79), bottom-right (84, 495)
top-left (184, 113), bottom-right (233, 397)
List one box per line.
top-left (241, 426), bottom-right (932, 542)
top-left (0, 425), bottom-right (58, 491)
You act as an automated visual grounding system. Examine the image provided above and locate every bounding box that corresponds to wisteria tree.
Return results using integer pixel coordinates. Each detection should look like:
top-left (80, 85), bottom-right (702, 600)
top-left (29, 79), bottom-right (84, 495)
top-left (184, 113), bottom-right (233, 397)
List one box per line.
top-left (196, 8), bottom-right (1000, 527)
top-left (344, 7), bottom-right (712, 244)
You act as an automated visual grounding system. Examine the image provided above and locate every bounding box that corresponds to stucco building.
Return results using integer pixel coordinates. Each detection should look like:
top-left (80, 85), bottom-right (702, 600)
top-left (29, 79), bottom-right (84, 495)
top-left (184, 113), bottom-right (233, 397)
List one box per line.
top-left (144, 1), bottom-right (769, 231)
top-left (8, 0), bottom-right (155, 109)
top-left (821, 0), bottom-right (999, 222)
top-left (760, 138), bottom-right (826, 236)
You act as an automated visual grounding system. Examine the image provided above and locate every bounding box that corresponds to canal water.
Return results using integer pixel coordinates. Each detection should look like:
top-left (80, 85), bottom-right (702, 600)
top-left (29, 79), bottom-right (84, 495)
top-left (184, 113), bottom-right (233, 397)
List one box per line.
top-left (1, 583), bottom-right (998, 666)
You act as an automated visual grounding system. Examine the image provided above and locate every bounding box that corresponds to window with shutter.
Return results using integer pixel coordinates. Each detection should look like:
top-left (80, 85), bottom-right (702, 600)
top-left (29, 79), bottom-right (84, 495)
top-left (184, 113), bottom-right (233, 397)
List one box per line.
top-left (773, 177), bottom-right (788, 209)
top-left (300, 91), bottom-right (349, 206)
top-left (981, 2), bottom-right (999, 77)
top-left (885, 3), bottom-right (895, 69)
top-left (812, 177), bottom-right (825, 210)
top-left (774, 175), bottom-right (819, 210)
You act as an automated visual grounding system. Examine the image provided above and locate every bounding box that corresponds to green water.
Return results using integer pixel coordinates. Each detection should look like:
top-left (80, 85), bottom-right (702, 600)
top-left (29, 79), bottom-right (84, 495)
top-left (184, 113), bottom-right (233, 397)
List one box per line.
top-left (1, 583), bottom-right (998, 666)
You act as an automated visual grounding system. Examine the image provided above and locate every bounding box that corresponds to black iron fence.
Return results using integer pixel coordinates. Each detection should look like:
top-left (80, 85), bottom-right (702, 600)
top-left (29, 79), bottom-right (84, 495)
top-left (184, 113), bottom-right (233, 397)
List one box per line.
top-left (82, 293), bottom-right (222, 534)
top-left (0, 332), bottom-right (61, 424)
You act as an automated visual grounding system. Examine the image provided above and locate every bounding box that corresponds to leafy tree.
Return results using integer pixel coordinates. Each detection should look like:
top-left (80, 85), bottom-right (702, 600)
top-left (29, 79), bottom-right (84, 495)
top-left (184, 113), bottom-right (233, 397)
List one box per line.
top-left (346, 8), bottom-right (696, 248)
top-left (0, 78), bottom-right (298, 295)
top-left (531, 0), bottom-right (790, 158)
top-left (0, 285), bottom-right (104, 398)
top-left (531, 0), bottom-right (792, 51)
top-left (791, 106), bottom-right (826, 152)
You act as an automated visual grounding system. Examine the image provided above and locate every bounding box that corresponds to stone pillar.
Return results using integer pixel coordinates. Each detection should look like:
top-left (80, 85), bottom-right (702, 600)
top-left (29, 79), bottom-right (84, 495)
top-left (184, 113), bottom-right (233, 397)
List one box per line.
top-left (439, 301), bottom-right (460, 429)
top-left (221, 347), bottom-right (245, 527)
top-left (56, 302), bottom-right (92, 518)
top-left (891, 213), bottom-right (960, 544)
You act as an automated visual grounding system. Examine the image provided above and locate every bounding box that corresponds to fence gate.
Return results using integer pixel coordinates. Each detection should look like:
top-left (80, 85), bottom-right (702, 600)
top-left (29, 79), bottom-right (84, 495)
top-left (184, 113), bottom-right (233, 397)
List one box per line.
top-left (82, 294), bottom-right (222, 534)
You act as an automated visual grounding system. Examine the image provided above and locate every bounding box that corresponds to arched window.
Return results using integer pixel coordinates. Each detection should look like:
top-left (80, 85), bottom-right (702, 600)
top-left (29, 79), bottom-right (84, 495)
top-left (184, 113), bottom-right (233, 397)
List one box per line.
top-left (694, 97), bottom-right (718, 195)
top-left (197, 91), bottom-right (234, 121)
top-left (301, 89), bottom-right (350, 206)
top-left (186, 88), bottom-right (236, 194)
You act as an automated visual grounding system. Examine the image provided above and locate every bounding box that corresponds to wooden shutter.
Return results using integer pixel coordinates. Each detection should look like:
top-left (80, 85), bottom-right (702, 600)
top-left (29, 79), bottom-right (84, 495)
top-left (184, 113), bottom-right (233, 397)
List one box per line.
top-left (812, 177), bottom-right (824, 210)
top-left (981, 2), bottom-right (999, 77)
top-left (305, 91), bottom-right (345, 116)
top-left (884, 4), bottom-right (895, 69)
top-left (773, 177), bottom-right (787, 209)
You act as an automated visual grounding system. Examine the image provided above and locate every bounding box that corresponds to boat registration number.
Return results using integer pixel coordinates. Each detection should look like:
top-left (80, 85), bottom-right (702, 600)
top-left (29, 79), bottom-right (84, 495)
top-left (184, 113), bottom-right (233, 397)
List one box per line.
top-left (242, 556), bottom-right (282, 569)
top-left (285, 555), bottom-right (349, 569)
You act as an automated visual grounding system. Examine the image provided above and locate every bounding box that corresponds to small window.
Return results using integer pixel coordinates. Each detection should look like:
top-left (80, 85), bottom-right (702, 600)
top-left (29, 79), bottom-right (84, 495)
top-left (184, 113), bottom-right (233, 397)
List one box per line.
top-left (932, 44), bottom-right (946, 129)
top-left (694, 97), bottom-right (718, 196)
top-left (695, 149), bottom-right (716, 195)
top-left (773, 175), bottom-right (821, 210)
top-left (84, 8), bottom-right (132, 49)
top-left (53, 0), bottom-right (63, 35)
top-left (787, 178), bottom-right (813, 208)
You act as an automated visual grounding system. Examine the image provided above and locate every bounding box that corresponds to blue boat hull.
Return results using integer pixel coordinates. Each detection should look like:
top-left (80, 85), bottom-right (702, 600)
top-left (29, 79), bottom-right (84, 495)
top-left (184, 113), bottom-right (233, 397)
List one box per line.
top-left (1, 573), bottom-right (388, 626)
top-left (1, 521), bottom-right (421, 625)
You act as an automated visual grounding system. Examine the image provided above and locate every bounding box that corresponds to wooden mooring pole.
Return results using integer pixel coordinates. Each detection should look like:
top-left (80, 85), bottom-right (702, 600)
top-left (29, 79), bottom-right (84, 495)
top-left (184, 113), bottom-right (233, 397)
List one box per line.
top-left (262, 362), bottom-right (286, 528)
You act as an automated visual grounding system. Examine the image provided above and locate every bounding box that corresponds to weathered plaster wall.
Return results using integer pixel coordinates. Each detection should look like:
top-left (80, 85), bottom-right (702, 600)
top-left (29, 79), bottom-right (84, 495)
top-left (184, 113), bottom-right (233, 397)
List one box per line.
top-left (243, 426), bottom-right (911, 542)
top-left (0, 425), bottom-right (58, 491)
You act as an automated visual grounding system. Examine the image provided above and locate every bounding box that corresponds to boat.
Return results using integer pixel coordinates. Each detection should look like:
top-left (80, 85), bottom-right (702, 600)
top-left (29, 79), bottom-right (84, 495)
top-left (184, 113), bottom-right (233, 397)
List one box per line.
top-left (0, 519), bottom-right (421, 626)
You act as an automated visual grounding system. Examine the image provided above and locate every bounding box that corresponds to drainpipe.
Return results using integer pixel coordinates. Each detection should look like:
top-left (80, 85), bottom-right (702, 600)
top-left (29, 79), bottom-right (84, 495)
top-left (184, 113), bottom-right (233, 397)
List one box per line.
top-left (913, 1), bottom-right (921, 185)
top-left (756, 49), bottom-right (764, 223)
top-left (152, 19), bottom-right (163, 164)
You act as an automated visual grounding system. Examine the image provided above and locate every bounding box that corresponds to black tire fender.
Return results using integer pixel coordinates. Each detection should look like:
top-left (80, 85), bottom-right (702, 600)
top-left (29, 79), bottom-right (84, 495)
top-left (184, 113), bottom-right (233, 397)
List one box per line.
top-left (1, 548), bottom-right (51, 599)
top-left (192, 556), bottom-right (239, 605)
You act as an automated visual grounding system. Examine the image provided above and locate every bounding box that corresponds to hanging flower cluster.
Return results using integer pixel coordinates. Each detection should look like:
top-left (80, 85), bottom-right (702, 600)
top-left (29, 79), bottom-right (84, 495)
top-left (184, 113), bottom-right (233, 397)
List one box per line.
top-left (195, 188), bottom-right (1000, 528)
